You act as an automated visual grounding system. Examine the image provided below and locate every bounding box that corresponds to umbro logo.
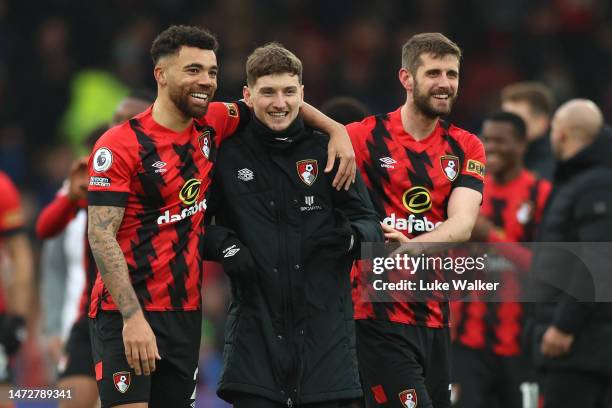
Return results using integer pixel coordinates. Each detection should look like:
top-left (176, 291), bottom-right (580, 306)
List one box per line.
top-left (223, 244), bottom-right (240, 258)
top-left (379, 157), bottom-right (396, 169)
top-left (237, 168), bottom-right (254, 181)
top-left (152, 161), bottom-right (167, 173)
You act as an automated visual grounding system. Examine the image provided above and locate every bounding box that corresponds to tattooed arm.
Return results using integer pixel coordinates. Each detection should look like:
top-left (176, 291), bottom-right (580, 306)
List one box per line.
top-left (88, 205), bottom-right (160, 375)
top-left (87, 205), bottom-right (139, 317)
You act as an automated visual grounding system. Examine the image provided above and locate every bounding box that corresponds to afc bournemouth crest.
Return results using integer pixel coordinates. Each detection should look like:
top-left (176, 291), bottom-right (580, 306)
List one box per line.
top-left (296, 159), bottom-right (318, 186)
top-left (399, 389), bottom-right (418, 408)
top-left (198, 130), bottom-right (211, 159)
top-left (113, 371), bottom-right (131, 393)
top-left (440, 155), bottom-right (459, 182)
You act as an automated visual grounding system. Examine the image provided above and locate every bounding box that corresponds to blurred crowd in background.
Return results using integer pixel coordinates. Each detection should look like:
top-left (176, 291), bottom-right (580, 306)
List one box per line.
top-left (0, 0), bottom-right (611, 406)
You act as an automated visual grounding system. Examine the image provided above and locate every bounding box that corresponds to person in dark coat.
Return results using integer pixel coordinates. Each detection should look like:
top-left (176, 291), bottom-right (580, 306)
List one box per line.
top-left (532, 99), bottom-right (612, 408)
top-left (203, 43), bottom-right (383, 408)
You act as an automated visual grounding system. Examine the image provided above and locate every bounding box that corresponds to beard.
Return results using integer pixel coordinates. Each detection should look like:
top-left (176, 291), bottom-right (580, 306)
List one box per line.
top-left (168, 85), bottom-right (211, 119)
top-left (413, 80), bottom-right (457, 119)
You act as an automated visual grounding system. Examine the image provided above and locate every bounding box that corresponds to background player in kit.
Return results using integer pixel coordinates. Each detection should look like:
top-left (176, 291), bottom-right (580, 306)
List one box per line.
top-left (451, 111), bottom-right (551, 408)
top-left (87, 26), bottom-right (356, 408)
top-left (0, 170), bottom-right (33, 408)
top-left (346, 33), bottom-right (485, 408)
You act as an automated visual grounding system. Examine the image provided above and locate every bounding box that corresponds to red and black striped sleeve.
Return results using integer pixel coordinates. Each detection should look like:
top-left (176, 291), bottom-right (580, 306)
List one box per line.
top-left (87, 125), bottom-right (137, 207)
top-left (205, 101), bottom-right (251, 147)
top-left (455, 130), bottom-right (486, 194)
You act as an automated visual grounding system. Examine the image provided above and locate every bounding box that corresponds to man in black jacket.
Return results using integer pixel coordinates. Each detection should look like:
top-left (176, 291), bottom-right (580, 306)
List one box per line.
top-left (532, 99), bottom-right (612, 408)
top-left (203, 43), bottom-right (383, 408)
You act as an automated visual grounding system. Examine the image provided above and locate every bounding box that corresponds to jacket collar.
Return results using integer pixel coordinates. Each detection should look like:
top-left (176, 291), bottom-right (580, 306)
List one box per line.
top-left (554, 125), bottom-right (612, 182)
top-left (249, 113), bottom-right (306, 150)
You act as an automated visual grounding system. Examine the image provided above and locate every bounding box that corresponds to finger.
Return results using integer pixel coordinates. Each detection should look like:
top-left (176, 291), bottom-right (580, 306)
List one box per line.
top-left (131, 346), bottom-right (142, 375)
top-left (384, 232), bottom-right (400, 240)
top-left (380, 223), bottom-right (395, 232)
top-left (541, 342), bottom-right (554, 357)
top-left (333, 156), bottom-right (350, 190)
top-left (152, 339), bottom-right (161, 360)
top-left (146, 344), bottom-right (157, 373)
top-left (325, 146), bottom-right (336, 173)
top-left (140, 347), bottom-right (151, 376)
top-left (124, 342), bottom-right (133, 369)
top-left (344, 161), bottom-right (356, 191)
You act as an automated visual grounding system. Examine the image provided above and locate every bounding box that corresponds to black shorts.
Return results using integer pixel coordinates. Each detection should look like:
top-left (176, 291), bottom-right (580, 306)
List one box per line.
top-left (356, 319), bottom-right (450, 408)
top-left (451, 343), bottom-right (535, 408)
top-left (232, 393), bottom-right (364, 408)
top-left (0, 314), bottom-right (15, 384)
top-left (90, 310), bottom-right (201, 408)
top-left (59, 316), bottom-right (95, 379)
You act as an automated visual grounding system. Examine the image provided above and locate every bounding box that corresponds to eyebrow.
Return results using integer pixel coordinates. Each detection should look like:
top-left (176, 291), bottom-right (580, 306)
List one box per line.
top-left (424, 68), bottom-right (459, 75)
top-left (259, 86), bottom-right (298, 92)
top-left (183, 63), bottom-right (218, 70)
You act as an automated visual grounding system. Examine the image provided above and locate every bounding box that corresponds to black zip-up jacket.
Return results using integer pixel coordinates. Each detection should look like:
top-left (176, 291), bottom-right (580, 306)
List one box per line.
top-left (203, 116), bottom-right (383, 406)
top-left (532, 126), bottom-right (612, 375)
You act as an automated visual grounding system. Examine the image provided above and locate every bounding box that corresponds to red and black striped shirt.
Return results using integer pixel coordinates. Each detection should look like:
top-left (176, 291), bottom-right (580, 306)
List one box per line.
top-left (87, 102), bottom-right (245, 317)
top-left (347, 108), bottom-right (485, 327)
top-left (452, 169), bottom-right (551, 355)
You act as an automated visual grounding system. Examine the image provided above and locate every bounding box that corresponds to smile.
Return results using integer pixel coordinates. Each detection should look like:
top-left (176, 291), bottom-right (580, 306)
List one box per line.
top-left (190, 92), bottom-right (209, 101)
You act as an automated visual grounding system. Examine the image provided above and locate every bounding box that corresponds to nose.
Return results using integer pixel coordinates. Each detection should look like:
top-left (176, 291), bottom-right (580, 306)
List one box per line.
top-left (272, 92), bottom-right (287, 109)
top-left (438, 74), bottom-right (452, 89)
top-left (198, 72), bottom-right (214, 88)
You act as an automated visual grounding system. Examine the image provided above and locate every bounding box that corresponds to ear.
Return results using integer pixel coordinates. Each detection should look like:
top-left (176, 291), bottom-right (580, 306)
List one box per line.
top-left (517, 139), bottom-right (527, 156)
top-left (399, 67), bottom-right (413, 92)
top-left (300, 84), bottom-right (305, 101)
top-left (154, 65), bottom-right (166, 86)
top-left (243, 85), bottom-right (253, 108)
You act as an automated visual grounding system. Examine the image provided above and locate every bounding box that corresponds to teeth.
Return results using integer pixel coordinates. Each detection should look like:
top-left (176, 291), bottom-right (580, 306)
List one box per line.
top-left (269, 112), bottom-right (287, 117)
top-left (433, 95), bottom-right (449, 99)
top-left (190, 93), bottom-right (208, 100)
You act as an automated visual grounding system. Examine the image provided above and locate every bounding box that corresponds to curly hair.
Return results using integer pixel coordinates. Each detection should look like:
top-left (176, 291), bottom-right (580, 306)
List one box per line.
top-left (150, 25), bottom-right (218, 64)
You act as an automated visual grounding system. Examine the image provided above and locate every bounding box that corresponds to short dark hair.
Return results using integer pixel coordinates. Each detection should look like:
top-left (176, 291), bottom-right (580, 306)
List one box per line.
top-left (500, 82), bottom-right (555, 117)
top-left (486, 110), bottom-right (527, 142)
top-left (150, 25), bottom-right (218, 64)
top-left (401, 33), bottom-right (462, 74)
top-left (246, 42), bottom-right (302, 86)
top-left (320, 97), bottom-right (370, 125)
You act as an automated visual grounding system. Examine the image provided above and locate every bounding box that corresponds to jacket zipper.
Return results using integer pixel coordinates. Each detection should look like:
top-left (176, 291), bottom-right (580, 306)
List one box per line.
top-left (276, 165), bottom-right (297, 404)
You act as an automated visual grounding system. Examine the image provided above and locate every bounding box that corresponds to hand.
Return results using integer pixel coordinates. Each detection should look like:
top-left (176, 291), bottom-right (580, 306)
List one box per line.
top-left (326, 125), bottom-right (356, 191)
top-left (122, 312), bottom-right (161, 376)
top-left (315, 210), bottom-right (358, 254)
top-left (470, 215), bottom-right (495, 242)
top-left (0, 314), bottom-right (26, 355)
top-left (540, 325), bottom-right (574, 357)
top-left (68, 157), bottom-right (89, 200)
top-left (219, 236), bottom-right (256, 280)
top-left (381, 223), bottom-right (410, 243)
top-left (46, 335), bottom-right (65, 364)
